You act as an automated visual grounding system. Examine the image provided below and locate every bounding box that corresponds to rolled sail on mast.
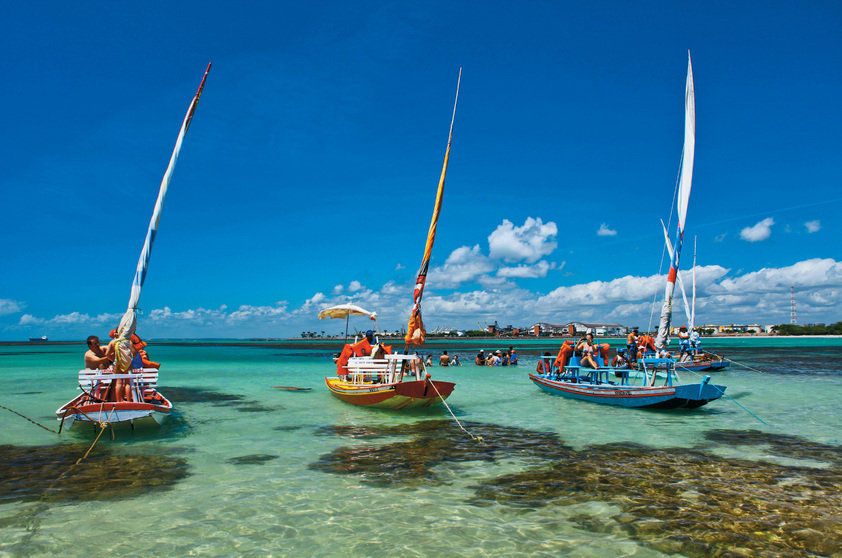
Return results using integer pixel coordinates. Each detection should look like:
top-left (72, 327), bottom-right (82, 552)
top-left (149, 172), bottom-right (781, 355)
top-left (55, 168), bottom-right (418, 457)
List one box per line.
top-left (115, 63), bottom-right (211, 371)
top-left (655, 53), bottom-right (694, 351)
top-left (405, 68), bottom-right (461, 347)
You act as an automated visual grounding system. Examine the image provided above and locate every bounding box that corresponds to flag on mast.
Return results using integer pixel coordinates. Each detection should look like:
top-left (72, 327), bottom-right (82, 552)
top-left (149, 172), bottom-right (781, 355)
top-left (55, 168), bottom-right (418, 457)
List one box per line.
top-left (405, 68), bottom-right (461, 347)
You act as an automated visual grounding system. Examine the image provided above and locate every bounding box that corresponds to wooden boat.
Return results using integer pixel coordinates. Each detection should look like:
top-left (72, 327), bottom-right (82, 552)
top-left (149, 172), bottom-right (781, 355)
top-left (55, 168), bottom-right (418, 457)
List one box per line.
top-left (326, 354), bottom-right (454, 409)
top-left (323, 69), bottom-right (461, 409)
top-left (56, 369), bottom-right (171, 429)
top-left (56, 64), bottom-right (210, 430)
top-left (529, 355), bottom-right (725, 409)
top-left (529, 55), bottom-right (725, 410)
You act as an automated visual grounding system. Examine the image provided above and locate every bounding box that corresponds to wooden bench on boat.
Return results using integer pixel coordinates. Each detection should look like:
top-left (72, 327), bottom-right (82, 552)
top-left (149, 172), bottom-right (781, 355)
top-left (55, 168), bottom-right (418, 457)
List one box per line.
top-left (345, 355), bottom-right (424, 384)
top-left (78, 369), bottom-right (160, 401)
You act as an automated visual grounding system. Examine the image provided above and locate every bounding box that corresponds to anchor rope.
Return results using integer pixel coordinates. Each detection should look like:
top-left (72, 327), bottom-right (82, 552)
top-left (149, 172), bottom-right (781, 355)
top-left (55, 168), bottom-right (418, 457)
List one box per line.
top-left (675, 365), bottom-right (768, 425)
top-left (0, 403), bottom-right (59, 434)
top-left (428, 380), bottom-right (483, 443)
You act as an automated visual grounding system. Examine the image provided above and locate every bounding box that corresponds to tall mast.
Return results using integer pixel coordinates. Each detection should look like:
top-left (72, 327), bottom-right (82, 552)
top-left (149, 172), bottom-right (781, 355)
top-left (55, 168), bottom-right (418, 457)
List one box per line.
top-left (655, 52), bottom-right (695, 351)
top-left (404, 68), bottom-right (461, 348)
top-left (113, 63), bottom-right (211, 372)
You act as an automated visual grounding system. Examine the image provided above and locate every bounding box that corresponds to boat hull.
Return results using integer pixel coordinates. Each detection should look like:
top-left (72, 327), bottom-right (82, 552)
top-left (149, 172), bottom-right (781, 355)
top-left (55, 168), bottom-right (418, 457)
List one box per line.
top-left (56, 392), bottom-right (172, 429)
top-left (528, 372), bottom-right (725, 409)
top-left (673, 358), bottom-right (730, 372)
top-left (325, 377), bottom-right (455, 409)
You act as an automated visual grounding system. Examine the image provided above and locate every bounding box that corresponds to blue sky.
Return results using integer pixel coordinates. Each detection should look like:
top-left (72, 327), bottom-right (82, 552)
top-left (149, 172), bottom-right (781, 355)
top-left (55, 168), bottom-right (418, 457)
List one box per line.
top-left (1, 1), bottom-right (840, 340)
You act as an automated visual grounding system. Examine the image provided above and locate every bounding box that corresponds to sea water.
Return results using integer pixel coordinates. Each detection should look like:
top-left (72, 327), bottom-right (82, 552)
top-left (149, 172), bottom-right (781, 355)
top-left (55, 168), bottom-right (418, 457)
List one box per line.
top-left (0, 339), bottom-right (840, 557)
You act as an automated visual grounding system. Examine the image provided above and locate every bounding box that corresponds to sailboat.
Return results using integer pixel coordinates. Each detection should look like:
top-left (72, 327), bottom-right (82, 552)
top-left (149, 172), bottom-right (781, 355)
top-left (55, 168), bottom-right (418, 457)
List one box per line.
top-left (324, 70), bottom-right (461, 409)
top-left (529, 54), bottom-right (726, 409)
top-left (56, 64), bottom-right (211, 429)
top-left (668, 238), bottom-right (731, 371)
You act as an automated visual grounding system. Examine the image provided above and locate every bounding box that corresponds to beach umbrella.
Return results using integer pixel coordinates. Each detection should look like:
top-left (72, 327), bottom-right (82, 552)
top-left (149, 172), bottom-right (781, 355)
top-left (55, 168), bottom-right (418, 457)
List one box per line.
top-left (318, 304), bottom-right (377, 342)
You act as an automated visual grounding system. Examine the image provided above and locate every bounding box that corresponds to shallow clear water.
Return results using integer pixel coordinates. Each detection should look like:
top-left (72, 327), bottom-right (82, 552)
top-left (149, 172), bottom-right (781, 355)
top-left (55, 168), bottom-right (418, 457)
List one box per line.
top-left (1, 339), bottom-right (840, 556)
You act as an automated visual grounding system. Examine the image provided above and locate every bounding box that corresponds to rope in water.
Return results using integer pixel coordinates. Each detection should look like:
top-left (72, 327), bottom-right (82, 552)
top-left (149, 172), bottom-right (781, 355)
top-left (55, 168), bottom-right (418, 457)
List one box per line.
top-left (675, 365), bottom-right (769, 425)
top-left (428, 380), bottom-right (483, 443)
top-left (0, 403), bottom-right (59, 434)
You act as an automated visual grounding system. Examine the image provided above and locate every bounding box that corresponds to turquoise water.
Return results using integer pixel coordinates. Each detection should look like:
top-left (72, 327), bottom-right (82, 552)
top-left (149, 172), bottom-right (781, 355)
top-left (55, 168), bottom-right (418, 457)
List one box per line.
top-left (1, 340), bottom-right (841, 556)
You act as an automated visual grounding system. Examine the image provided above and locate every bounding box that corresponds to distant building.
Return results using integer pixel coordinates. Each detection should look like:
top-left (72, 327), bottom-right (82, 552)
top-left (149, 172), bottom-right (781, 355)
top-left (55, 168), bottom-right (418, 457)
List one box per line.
top-left (566, 322), bottom-right (626, 336)
top-left (532, 322), bottom-right (568, 336)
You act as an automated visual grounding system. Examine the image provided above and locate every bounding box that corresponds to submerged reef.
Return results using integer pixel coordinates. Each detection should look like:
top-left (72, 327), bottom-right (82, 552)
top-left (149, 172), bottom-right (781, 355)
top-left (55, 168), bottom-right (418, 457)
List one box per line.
top-left (0, 443), bottom-right (189, 504)
top-left (312, 421), bottom-right (842, 556)
top-left (162, 386), bottom-right (279, 413)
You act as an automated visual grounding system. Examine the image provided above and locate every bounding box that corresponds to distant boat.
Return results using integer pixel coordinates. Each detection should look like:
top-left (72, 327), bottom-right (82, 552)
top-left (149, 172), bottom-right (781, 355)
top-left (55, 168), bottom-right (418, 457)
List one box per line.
top-left (322, 69), bottom-right (461, 409)
top-left (56, 64), bottom-right (210, 430)
top-left (29, 336), bottom-right (48, 342)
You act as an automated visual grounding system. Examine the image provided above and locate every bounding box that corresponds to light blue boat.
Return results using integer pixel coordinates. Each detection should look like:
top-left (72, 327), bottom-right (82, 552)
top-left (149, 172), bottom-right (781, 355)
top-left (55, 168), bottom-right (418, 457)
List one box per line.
top-left (529, 357), bottom-right (726, 409)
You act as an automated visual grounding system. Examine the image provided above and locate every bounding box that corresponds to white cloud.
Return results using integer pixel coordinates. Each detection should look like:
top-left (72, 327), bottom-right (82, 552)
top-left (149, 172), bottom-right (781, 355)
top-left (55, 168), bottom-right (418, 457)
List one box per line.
top-left (0, 299), bottom-right (24, 316)
top-left (348, 280), bottom-right (363, 293)
top-left (497, 260), bottom-right (555, 279)
top-left (805, 220), bottom-right (821, 233)
top-left (18, 311), bottom-right (122, 327)
top-left (428, 245), bottom-right (495, 288)
top-left (394, 263), bottom-right (405, 271)
top-left (713, 258), bottom-right (842, 295)
top-left (332, 284), bottom-right (344, 294)
top-left (740, 217), bottom-right (774, 242)
top-left (488, 217), bottom-right (557, 263)
top-left (714, 233), bottom-right (727, 243)
top-left (9, 259), bottom-right (841, 339)
top-left (596, 223), bottom-right (617, 237)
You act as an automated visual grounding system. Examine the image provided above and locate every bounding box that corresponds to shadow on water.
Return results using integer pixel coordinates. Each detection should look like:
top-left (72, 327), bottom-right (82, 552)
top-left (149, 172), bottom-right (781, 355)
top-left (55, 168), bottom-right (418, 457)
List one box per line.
top-left (311, 420), bottom-right (842, 557)
top-left (227, 454), bottom-right (279, 465)
top-left (161, 386), bottom-right (281, 413)
top-left (0, 443), bottom-right (190, 506)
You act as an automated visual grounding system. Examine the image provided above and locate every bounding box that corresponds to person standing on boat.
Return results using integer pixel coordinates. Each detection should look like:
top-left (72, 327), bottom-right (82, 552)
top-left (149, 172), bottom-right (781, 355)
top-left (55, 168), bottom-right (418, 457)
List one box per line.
top-left (84, 335), bottom-right (112, 370)
top-left (689, 328), bottom-right (701, 356)
top-left (439, 351), bottom-right (450, 366)
top-left (626, 328), bottom-right (639, 364)
top-left (678, 326), bottom-right (691, 361)
top-left (576, 333), bottom-right (599, 369)
top-left (509, 347), bottom-right (518, 365)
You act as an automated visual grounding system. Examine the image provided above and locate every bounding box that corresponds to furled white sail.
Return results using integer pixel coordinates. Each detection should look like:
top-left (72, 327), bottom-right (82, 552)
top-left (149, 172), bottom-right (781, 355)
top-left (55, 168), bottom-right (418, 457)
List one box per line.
top-left (655, 53), bottom-right (694, 352)
top-left (115, 64), bottom-right (211, 371)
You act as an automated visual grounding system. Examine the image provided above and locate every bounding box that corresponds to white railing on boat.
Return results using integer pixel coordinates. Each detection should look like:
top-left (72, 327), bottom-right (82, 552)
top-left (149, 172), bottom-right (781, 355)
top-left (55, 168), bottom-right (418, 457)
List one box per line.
top-left (344, 354), bottom-right (425, 384)
top-left (78, 368), bottom-right (160, 402)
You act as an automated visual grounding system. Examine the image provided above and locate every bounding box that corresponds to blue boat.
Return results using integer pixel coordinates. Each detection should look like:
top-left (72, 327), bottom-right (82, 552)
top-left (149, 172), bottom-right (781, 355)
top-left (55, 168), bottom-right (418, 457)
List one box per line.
top-left (529, 356), bottom-right (726, 409)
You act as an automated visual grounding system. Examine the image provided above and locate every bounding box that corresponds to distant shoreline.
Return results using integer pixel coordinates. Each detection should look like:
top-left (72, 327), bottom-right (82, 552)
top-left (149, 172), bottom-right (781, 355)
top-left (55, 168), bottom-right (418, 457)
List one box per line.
top-left (3, 334), bottom-right (841, 349)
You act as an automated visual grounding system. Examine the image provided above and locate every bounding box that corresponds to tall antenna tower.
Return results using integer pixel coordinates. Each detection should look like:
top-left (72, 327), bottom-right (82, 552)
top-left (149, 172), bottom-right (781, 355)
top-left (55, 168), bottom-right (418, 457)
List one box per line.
top-left (790, 285), bottom-right (797, 324)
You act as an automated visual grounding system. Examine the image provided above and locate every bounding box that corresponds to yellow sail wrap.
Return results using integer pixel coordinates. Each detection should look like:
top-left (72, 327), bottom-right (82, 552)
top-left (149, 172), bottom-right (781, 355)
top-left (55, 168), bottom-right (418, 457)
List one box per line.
top-left (405, 68), bottom-right (461, 346)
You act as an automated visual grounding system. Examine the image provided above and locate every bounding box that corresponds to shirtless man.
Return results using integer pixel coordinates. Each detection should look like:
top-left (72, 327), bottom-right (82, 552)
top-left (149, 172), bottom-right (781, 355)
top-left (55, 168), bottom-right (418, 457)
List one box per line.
top-left (439, 351), bottom-right (450, 367)
top-left (626, 328), bottom-right (639, 363)
top-left (84, 335), bottom-right (112, 370)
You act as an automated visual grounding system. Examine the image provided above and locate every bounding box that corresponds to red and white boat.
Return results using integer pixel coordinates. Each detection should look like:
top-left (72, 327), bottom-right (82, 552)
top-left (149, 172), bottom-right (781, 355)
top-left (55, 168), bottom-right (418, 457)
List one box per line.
top-left (56, 368), bottom-right (171, 429)
top-left (54, 64), bottom-right (209, 432)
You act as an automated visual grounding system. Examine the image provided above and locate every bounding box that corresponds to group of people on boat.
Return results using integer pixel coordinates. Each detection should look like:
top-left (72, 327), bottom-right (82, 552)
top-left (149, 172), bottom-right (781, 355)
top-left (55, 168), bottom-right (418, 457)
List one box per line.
top-left (82, 330), bottom-right (160, 401)
top-left (474, 347), bottom-right (518, 366)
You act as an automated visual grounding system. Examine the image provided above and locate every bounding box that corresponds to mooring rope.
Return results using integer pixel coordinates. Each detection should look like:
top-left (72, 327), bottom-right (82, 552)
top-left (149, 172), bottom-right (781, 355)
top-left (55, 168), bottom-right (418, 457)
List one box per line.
top-left (0, 403), bottom-right (59, 434)
top-left (428, 380), bottom-right (483, 443)
top-left (676, 365), bottom-right (768, 425)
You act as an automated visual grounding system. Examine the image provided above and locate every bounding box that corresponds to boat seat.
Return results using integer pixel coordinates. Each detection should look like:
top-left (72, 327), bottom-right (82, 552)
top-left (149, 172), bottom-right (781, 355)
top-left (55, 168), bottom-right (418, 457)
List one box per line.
top-left (78, 368), bottom-right (159, 389)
